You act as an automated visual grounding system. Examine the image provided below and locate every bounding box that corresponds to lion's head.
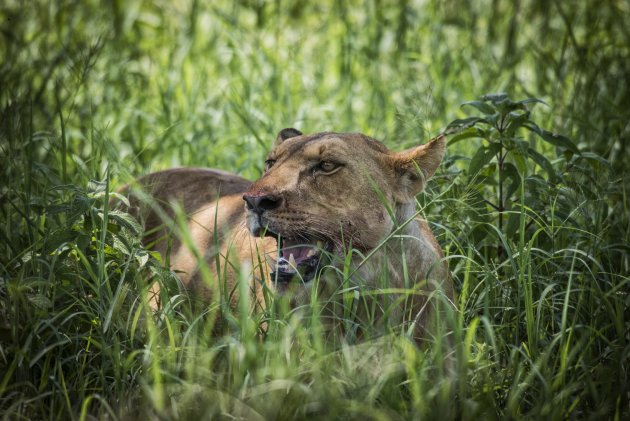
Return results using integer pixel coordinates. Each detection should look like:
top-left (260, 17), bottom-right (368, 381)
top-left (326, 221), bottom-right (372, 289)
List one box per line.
top-left (243, 128), bottom-right (446, 291)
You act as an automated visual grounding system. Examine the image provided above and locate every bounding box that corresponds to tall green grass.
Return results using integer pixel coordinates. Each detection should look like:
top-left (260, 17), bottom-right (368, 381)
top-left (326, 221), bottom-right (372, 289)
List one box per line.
top-left (1, 0), bottom-right (628, 419)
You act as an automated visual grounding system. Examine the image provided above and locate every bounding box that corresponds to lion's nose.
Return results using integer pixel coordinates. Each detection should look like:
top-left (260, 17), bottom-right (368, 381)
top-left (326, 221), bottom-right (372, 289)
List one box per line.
top-left (243, 193), bottom-right (282, 214)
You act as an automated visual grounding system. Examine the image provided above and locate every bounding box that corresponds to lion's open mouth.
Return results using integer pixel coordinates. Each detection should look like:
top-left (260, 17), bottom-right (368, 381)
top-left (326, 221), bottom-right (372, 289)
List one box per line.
top-left (265, 233), bottom-right (333, 284)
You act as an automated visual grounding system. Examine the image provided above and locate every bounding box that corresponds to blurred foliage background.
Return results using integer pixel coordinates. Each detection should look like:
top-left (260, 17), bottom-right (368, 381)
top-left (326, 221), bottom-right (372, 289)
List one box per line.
top-left (1, 0), bottom-right (628, 419)
top-left (3, 0), bottom-right (629, 174)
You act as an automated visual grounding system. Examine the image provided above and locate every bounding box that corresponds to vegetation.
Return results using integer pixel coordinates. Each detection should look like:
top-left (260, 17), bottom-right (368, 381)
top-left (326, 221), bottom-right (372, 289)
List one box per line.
top-left (1, 0), bottom-right (628, 419)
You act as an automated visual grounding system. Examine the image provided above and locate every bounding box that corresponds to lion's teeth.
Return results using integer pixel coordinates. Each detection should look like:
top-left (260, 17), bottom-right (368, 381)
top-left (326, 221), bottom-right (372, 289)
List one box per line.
top-left (317, 240), bottom-right (323, 249)
top-left (275, 256), bottom-right (296, 273)
top-left (277, 263), bottom-right (290, 271)
top-left (288, 253), bottom-right (297, 268)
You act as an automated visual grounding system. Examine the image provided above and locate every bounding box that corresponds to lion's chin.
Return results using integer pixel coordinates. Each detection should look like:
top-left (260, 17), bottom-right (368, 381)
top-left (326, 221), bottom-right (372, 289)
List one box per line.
top-left (264, 233), bottom-right (333, 286)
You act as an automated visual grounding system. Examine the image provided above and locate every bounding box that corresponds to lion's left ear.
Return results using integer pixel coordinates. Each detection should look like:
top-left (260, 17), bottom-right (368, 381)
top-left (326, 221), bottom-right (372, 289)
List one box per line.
top-left (391, 135), bottom-right (446, 202)
top-left (274, 128), bottom-right (303, 146)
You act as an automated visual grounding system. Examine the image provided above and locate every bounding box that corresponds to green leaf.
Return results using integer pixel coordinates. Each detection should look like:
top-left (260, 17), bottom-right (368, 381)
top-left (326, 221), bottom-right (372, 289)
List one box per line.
top-left (505, 111), bottom-right (531, 134)
top-left (527, 147), bottom-right (559, 183)
top-left (469, 143), bottom-right (501, 177)
top-left (77, 233), bottom-right (91, 252)
top-left (539, 130), bottom-right (579, 153)
top-left (27, 294), bottom-right (52, 310)
top-left (462, 100), bottom-right (496, 115)
top-left (69, 194), bottom-right (92, 222)
top-left (482, 93), bottom-right (509, 103)
top-left (88, 179), bottom-right (107, 194)
top-left (503, 137), bottom-right (529, 153)
top-left (511, 147), bottom-right (528, 174)
top-left (447, 127), bottom-right (487, 145)
top-left (446, 117), bottom-right (490, 131)
top-left (502, 162), bottom-right (522, 200)
top-left (112, 235), bottom-right (131, 255)
top-left (108, 191), bottom-right (131, 208)
top-left (580, 152), bottom-right (610, 167)
top-left (516, 97), bottom-right (547, 107)
top-left (46, 203), bottom-right (72, 216)
top-left (523, 123), bottom-right (579, 153)
top-left (505, 210), bottom-right (521, 239)
top-left (135, 250), bottom-right (149, 267)
top-left (106, 209), bottom-right (142, 234)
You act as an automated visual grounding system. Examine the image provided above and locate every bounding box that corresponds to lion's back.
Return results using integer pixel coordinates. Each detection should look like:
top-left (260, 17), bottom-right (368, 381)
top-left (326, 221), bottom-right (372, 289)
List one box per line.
top-left (134, 167), bottom-right (251, 206)
top-left (117, 167), bottom-right (252, 248)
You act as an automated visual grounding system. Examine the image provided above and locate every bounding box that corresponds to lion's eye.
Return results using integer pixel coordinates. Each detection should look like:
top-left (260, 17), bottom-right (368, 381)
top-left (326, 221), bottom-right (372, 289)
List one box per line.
top-left (315, 161), bottom-right (340, 174)
top-left (264, 159), bottom-right (276, 171)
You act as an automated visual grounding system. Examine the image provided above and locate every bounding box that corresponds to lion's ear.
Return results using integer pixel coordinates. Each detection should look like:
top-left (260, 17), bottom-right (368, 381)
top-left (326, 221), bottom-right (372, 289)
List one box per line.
top-left (274, 128), bottom-right (303, 146)
top-left (391, 135), bottom-right (446, 202)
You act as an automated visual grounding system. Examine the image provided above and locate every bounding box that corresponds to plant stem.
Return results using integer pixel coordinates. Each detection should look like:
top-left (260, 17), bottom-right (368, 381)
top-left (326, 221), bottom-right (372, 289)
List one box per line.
top-left (497, 124), bottom-right (506, 260)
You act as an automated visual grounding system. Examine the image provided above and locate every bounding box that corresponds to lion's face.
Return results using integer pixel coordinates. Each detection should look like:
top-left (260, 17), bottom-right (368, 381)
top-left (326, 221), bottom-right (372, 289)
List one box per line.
top-left (243, 129), bottom-right (445, 292)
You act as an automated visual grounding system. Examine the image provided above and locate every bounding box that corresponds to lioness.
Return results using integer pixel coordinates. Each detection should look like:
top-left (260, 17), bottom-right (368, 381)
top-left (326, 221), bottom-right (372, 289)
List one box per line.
top-left (123, 129), bottom-right (454, 341)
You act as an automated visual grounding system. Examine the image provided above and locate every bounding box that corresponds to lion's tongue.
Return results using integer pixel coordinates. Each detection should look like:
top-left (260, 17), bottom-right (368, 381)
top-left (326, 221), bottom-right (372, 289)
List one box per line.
top-left (276, 240), bottom-right (319, 273)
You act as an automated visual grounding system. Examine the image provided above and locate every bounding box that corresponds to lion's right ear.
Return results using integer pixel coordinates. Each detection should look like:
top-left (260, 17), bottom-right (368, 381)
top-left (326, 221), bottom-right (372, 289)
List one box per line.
top-left (390, 135), bottom-right (446, 202)
top-left (274, 128), bottom-right (303, 146)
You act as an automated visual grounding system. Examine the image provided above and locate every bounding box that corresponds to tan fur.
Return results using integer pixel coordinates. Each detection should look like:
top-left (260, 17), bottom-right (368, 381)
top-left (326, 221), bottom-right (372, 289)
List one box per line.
top-left (120, 131), bottom-right (454, 340)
